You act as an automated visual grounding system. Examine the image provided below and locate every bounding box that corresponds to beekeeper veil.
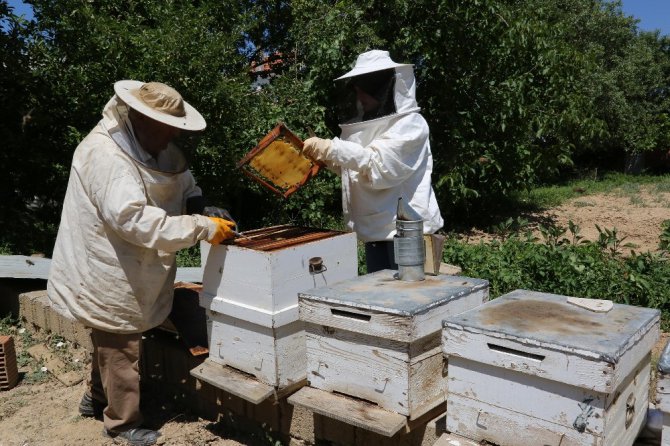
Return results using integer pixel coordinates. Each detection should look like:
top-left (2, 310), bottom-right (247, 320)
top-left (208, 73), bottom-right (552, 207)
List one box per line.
top-left (335, 50), bottom-right (419, 125)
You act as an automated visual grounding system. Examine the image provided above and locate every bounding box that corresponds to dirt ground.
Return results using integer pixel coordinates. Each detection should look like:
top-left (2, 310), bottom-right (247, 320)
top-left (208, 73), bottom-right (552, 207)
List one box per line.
top-left (532, 188), bottom-right (670, 253)
top-left (0, 331), bottom-right (248, 446)
top-left (1, 186), bottom-right (670, 446)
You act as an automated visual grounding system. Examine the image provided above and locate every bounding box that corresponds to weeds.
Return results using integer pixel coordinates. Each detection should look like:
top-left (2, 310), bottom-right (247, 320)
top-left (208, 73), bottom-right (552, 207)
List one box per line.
top-left (444, 220), bottom-right (670, 330)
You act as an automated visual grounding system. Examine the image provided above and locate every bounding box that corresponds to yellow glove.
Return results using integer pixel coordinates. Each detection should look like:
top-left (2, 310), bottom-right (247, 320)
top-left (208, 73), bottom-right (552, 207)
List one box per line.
top-left (207, 217), bottom-right (237, 244)
top-left (302, 137), bottom-right (332, 161)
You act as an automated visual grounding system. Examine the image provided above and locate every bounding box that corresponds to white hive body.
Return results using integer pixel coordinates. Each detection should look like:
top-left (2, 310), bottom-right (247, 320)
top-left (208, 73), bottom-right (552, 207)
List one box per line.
top-left (657, 340), bottom-right (670, 445)
top-left (299, 270), bottom-right (489, 418)
top-left (199, 226), bottom-right (358, 388)
top-left (442, 289), bottom-right (660, 446)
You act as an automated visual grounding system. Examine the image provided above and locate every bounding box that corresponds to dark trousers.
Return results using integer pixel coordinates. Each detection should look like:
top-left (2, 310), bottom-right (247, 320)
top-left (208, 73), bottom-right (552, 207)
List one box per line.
top-left (365, 240), bottom-right (398, 273)
top-left (87, 329), bottom-right (142, 432)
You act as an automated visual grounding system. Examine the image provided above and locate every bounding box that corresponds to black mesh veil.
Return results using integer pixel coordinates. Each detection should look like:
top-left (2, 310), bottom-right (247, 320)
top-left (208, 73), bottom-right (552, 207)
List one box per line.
top-left (335, 68), bottom-right (397, 124)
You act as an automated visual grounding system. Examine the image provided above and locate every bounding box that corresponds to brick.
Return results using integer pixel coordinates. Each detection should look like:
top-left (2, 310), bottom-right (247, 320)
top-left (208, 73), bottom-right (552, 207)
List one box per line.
top-left (285, 403), bottom-right (316, 443)
top-left (0, 336), bottom-right (19, 391)
top-left (315, 413), bottom-right (356, 446)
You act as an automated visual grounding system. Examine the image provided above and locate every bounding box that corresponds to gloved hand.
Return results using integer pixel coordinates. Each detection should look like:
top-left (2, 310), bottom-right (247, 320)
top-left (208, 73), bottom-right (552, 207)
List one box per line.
top-left (302, 137), bottom-right (332, 161)
top-left (203, 206), bottom-right (235, 223)
top-left (207, 217), bottom-right (237, 244)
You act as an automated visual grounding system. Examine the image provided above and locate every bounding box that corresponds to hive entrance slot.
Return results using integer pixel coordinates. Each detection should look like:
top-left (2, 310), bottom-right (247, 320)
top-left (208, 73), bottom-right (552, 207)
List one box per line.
top-left (331, 309), bottom-right (371, 322)
top-left (487, 343), bottom-right (545, 361)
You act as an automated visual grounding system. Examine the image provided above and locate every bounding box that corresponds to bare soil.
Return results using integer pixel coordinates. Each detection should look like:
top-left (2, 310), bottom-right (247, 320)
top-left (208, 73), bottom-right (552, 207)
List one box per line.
top-left (1, 186), bottom-right (669, 445)
top-left (464, 187), bottom-right (670, 254)
top-left (531, 188), bottom-right (670, 253)
top-left (0, 329), bottom-right (247, 446)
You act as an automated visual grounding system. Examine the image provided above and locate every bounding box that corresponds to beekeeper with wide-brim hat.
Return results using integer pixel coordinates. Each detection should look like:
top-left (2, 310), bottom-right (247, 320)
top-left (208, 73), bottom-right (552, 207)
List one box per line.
top-left (302, 50), bottom-right (444, 272)
top-left (48, 80), bottom-right (234, 445)
top-left (114, 80), bottom-right (206, 131)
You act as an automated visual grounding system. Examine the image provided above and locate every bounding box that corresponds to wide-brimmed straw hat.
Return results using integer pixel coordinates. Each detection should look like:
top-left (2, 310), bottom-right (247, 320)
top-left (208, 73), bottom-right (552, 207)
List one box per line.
top-left (335, 50), bottom-right (412, 81)
top-left (114, 80), bottom-right (206, 131)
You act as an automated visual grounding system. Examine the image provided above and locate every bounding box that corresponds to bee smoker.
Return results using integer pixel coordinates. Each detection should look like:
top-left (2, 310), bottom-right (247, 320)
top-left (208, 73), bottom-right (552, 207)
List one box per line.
top-left (393, 197), bottom-right (425, 281)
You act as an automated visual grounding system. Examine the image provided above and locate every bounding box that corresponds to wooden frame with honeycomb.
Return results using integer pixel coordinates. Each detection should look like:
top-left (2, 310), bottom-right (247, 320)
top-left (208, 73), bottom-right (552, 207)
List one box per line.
top-left (237, 123), bottom-right (321, 198)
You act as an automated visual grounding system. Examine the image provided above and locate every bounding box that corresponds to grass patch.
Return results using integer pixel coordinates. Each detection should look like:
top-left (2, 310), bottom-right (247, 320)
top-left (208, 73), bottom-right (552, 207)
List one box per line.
top-left (511, 172), bottom-right (670, 210)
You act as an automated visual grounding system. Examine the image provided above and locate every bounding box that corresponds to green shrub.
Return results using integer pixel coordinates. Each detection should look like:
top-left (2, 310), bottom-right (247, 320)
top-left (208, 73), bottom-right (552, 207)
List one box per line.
top-left (443, 222), bottom-right (670, 329)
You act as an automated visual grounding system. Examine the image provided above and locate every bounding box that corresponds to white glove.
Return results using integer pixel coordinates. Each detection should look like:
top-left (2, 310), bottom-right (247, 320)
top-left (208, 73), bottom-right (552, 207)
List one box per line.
top-left (303, 137), bottom-right (332, 161)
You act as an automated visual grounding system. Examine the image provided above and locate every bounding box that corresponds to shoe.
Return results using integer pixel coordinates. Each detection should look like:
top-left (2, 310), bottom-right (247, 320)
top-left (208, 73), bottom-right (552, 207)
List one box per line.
top-left (103, 427), bottom-right (161, 446)
top-left (78, 392), bottom-right (106, 418)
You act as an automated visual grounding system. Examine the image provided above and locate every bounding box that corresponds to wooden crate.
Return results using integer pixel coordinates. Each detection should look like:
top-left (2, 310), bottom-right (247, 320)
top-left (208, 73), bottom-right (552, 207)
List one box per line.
top-left (0, 335), bottom-right (19, 391)
top-left (442, 289), bottom-right (660, 446)
top-left (299, 270), bottom-right (489, 419)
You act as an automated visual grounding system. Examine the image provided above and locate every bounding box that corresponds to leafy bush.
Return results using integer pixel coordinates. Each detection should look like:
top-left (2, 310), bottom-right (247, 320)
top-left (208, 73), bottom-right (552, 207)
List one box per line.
top-left (443, 221), bottom-right (670, 329)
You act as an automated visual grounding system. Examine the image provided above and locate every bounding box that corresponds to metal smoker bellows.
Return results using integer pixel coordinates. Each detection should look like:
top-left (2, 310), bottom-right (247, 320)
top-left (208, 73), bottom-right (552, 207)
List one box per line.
top-left (394, 197), bottom-right (425, 281)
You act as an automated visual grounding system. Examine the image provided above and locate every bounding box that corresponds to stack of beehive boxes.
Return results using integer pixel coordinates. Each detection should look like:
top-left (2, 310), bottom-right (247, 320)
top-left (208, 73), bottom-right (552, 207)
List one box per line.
top-left (292, 270), bottom-right (489, 435)
top-left (442, 289), bottom-right (660, 446)
top-left (198, 227), bottom-right (358, 390)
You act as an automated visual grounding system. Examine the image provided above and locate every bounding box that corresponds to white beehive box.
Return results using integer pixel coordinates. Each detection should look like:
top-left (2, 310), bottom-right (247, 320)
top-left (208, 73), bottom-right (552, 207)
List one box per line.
top-left (299, 270), bottom-right (489, 419)
top-left (200, 225), bottom-right (358, 388)
top-left (656, 340), bottom-right (670, 446)
top-left (442, 289), bottom-right (660, 446)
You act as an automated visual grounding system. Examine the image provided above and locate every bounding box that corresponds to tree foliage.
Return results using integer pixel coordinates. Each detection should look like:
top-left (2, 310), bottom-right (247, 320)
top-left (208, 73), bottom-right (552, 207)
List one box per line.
top-left (1, 0), bottom-right (669, 254)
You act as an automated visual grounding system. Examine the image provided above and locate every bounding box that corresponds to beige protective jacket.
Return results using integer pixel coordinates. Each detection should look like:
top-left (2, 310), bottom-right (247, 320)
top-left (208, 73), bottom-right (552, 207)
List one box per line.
top-left (47, 97), bottom-right (216, 333)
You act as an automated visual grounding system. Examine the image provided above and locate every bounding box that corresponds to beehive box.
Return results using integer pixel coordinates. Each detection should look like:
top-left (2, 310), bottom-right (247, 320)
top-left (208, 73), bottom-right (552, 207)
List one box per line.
top-left (0, 336), bottom-right (19, 391)
top-left (299, 270), bottom-right (489, 419)
top-left (656, 339), bottom-right (670, 446)
top-left (442, 290), bottom-right (660, 446)
top-left (199, 226), bottom-right (358, 388)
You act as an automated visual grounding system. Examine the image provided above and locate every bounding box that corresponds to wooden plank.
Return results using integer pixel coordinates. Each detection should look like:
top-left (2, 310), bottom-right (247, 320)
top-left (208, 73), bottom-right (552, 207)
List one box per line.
top-left (0, 255), bottom-right (51, 279)
top-left (189, 358), bottom-right (274, 404)
top-left (174, 267), bottom-right (203, 283)
top-left (288, 386), bottom-right (407, 437)
top-left (27, 344), bottom-right (83, 386)
top-left (0, 255), bottom-right (199, 282)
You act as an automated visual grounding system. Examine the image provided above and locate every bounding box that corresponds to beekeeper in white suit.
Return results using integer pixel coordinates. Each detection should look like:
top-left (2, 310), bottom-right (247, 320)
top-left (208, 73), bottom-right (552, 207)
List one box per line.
top-left (47, 80), bottom-right (236, 445)
top-left (303, 50), bottom-right (444, 272)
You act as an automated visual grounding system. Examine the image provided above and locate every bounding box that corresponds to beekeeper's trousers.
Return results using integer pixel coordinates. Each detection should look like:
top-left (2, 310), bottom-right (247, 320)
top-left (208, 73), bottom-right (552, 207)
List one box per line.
top-left (87, 328), bottom-right (142, 432)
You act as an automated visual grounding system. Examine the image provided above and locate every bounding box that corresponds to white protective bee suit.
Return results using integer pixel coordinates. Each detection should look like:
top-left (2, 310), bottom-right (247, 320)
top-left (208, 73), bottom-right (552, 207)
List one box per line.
top-left (47, 95), bottom-right (216, 333)
top-left (322, 50), bottom-right (443, 242)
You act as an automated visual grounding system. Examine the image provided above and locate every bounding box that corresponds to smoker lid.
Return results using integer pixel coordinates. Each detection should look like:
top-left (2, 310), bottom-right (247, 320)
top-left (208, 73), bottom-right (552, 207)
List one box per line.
top-left (299, 269), bottom-right (488, 316)
top-left (237, 122), bottom-right (321, 198)
top-left (443, 289), bottom-right (660, 364)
